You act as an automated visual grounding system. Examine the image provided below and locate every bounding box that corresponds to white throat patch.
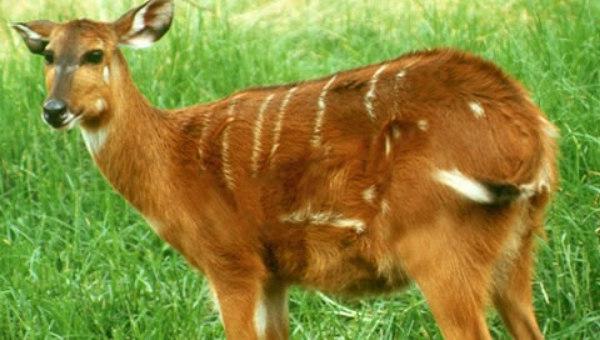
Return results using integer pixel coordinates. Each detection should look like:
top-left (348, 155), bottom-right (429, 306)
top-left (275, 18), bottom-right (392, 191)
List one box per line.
top-left (81, 127), bottom-right (108, 155)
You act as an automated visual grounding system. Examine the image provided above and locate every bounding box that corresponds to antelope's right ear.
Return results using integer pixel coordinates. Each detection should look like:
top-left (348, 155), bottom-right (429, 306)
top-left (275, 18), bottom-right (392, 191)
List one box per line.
top-left (113, 0), bottom-right (174, 49)
top-left (12, 20), bottom-right (56, 54)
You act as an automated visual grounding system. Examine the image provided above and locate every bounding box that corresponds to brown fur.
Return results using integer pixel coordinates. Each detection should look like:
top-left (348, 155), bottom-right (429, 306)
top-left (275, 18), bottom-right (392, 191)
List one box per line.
top-left (14, 1), bottom-right (558, 339)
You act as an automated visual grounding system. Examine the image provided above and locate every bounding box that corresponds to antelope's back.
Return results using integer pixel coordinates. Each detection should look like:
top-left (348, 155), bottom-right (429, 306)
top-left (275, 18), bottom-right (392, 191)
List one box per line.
top-left (180, 48), bottom-right (557, 225)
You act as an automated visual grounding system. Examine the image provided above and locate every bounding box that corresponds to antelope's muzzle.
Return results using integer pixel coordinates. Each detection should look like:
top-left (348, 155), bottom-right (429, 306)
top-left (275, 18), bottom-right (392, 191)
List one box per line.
top-left (42, 98), bottom-right (69, 128)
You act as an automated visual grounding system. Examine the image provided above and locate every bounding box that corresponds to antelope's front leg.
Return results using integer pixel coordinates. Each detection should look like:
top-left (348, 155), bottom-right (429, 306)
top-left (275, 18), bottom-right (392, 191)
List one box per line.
top-left (207, 262), bottom-right (288, 339)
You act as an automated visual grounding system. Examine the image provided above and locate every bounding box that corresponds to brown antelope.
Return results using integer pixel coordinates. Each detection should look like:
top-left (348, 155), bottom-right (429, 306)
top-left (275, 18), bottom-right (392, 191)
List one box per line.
top-left (13, 0), bottom-right (558, 339)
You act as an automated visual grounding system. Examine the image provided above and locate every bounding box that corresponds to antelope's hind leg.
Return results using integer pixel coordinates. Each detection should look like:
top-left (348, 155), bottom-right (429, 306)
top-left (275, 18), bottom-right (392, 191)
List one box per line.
top-left (397, 215), bottom-right (498, 340)
top-left (492, 226), bottom-right (544, 340)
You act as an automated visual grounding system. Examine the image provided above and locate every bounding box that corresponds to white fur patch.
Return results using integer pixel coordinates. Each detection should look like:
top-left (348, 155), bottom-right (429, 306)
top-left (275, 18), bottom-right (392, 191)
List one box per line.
top-left (435, 169), bottom-right (493, 204)
top-left (311, 75), bottom-right (338, 147)
top-left (103, 66), bottom-right (110, 84)
top-left (254, 298), bottom-right (267, 340)
top-left (95, 98), bottom-right (106, 113)
top-left (364, 64), bottom-right (388, 121)
top-left (417, 119), bottom-right (429, 131)
top-left (362, 185), bottom-right (376, 204)
top-left (251, 94), bottom-right (275, 175)
top-left (384, 135), bottom-right (391, 157)
top-left (81, 127), bottom-right (108, 155)
top-left (396, 69), bottom-right (407, 79)
top-left (469, 101), bottom-right (485, 118)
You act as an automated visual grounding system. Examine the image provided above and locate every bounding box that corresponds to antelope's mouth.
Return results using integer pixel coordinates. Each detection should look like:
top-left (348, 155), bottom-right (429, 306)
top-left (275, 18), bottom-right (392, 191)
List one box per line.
top-left (42, 109), bottom-right (83, 130)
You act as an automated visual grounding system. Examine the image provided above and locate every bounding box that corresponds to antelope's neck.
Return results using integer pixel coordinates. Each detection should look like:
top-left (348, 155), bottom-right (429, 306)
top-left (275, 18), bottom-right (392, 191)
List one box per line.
top-left (82, 54), bottom-right (175, 218)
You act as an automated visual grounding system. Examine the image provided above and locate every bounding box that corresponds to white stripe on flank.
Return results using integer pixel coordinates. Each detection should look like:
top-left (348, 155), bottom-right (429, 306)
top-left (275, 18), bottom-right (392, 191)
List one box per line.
top-left (281, 206), bottom-right (366, 233)
top-left (311, 75), bottom-right (338, 147)
top-left (251, 94), bottom-right (275, 175)
top-left (269, 86), bottom-right (298, 163)
top-left (221, 97), bottom-right (242, 190)
top-left (469, 101), bottom-right (485, 118)
top-left (364, 64), bottom-right (388, 121)
top-left (435, 169), bottom-right (493, 204)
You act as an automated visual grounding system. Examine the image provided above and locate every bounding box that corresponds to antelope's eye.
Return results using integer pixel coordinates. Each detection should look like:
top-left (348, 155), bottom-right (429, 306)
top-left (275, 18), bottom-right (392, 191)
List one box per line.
top-left (43, 50), bottom-right (54, 65)
top-left (83, 50), bottom-right (103, 64)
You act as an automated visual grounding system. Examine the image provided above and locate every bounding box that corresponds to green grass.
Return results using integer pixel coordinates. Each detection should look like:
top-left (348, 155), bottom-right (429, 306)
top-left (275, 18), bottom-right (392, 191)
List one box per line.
top-left (1, 0), bottom-right (599, 338)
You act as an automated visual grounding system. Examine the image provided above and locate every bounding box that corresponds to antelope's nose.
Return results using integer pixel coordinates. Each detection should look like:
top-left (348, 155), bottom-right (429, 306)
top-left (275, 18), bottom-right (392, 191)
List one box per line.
top-left (43, 99), bottom-right (67, 127)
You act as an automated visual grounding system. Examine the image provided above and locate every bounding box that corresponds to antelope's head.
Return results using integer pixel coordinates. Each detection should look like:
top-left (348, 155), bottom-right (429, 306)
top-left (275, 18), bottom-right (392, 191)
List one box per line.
top-left (12, 0), bottom-right (174, 130)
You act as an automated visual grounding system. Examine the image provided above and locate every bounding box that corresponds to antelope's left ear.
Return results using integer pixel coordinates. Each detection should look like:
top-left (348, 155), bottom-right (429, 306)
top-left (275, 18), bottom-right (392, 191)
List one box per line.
top-left (113, 0), bottom-right (174, 49)
top-left (12, 20), bottom-right (56, 54)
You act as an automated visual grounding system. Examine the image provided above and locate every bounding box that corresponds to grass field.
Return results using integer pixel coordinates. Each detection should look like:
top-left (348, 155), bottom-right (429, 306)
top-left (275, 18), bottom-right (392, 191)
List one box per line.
top-left (1, 0), bottom-right (599, 338)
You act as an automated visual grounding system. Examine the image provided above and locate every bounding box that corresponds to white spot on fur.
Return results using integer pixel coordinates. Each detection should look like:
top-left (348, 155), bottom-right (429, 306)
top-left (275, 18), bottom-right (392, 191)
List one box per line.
top-left (311, 75), bottom-right (338, 147)
top-left (281, 205), bottom-right (366, 233)
top-left (95, 98), bottom-right (106, 113)
top-left (417, 119), bottom-right (428, 131)
top-left (396, 69), bottom-right (407, 79)
top-left (362, 185), bottom-right (376, 204)
top-left (469, 101), bottom-right (485, 118)
top-left (391, 125), bottom-right (401, 139)
top-left (254, 298), bottom-right (267, 339)
top-left (81, 127), bottom-right (108, 155)
top-left (251, 94), bottom-right (275, 175)
top-left (365, 64), bottom-right (388, 121)
top-left (435, 169), bottom-right (493, 204)
top-left (103, 66), bottom-right (110, 84)
top-left (269, 86), bottom-right (298, 163)
top-left (384, 135), bottom-right (391, 157)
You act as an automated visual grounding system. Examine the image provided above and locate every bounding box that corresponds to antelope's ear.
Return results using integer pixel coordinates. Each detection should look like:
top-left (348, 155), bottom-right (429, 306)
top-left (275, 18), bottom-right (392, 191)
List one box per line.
top-left (12, 20), bottom-right (56, 54)
top-left (113, 0), bottom-right (174, 49)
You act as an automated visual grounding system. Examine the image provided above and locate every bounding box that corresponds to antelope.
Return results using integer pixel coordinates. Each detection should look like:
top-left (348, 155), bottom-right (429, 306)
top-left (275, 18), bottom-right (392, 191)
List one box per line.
top-left (13, 0), bottom-right (558, 339)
